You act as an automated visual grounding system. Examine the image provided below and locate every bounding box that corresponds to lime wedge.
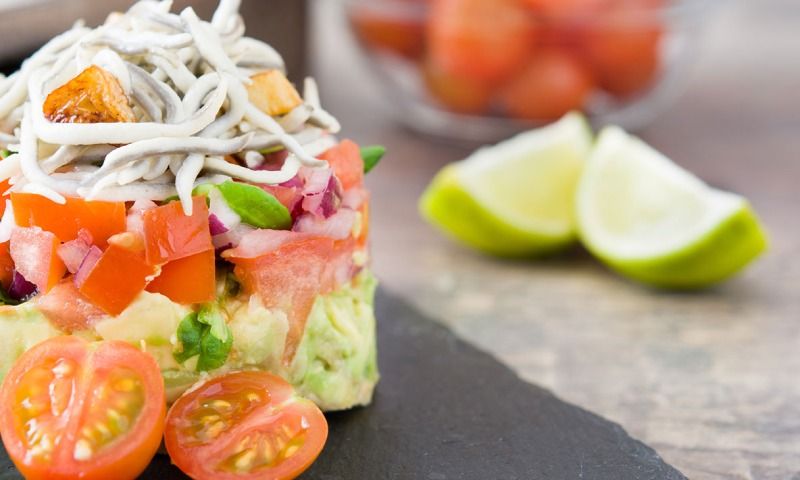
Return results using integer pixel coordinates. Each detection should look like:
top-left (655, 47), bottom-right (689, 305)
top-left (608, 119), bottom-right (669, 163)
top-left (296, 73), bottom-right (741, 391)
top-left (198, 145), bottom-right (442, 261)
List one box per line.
top-left (576, 127), bottom-right (768, 288)
top-left (419, 113), bottom-right (593, 256)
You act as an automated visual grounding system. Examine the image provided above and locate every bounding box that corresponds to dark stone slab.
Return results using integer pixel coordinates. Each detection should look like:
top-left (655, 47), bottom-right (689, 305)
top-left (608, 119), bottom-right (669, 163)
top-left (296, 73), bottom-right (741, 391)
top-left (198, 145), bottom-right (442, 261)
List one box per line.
top-left (1, 290), bottom-right (685, 480)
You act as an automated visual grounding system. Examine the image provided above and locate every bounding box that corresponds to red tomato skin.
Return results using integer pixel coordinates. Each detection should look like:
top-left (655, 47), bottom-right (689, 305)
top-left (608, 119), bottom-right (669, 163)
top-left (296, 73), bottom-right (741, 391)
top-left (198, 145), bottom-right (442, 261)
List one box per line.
top-left (0, 242), bottom-right (13, 289)
top-left (499, 49), bottom-right (594, 121)
top-left (351, 10), bottom-right (426, 59)
top-left (35, 279), bottom-right (106, 332)
top-left (146, 249), bottom-right (216, 304)
top-left (226, 235), bottom-right (334, 364)
top-left (423, 58), bottom-right (493, 114)
top-left (11, 193), bottom-right (126, 246)
top-left (583, 22), bottom-right (662, 97)
top-left (77, 236), bottom-right (157, 316)
top-left (319, 140), bottom-right (364, 191)
top-left (428, 0), bottom-right (535, 84)
top-left (164, 372), bottom-right (328, 480)
top-left (0, 337), bottom-right (165, 480)
top-left (143, 197), bottom-right (213, 266)
top-left (9, 226), bottom-right (66, 294)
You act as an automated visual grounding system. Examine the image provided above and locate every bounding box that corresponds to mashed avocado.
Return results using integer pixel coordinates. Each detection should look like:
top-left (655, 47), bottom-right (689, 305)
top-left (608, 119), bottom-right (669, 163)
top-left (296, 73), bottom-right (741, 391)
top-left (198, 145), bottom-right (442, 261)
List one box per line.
top-left (0, 271), bottom-right (379, 411)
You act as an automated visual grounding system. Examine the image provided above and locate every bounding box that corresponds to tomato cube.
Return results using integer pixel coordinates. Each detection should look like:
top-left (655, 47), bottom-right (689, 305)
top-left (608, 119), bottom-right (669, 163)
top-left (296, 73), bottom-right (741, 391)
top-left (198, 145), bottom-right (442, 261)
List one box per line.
top-left (319, 140), bottom-right (363, 191)
top-left (146, 249), bottom-right (216, 305)
top-left (77, 233), bottom-right (157, 316)
top-left (0, 242), bottom-right (13, 290)
top-left (143, 197), bottom-right (213, 265)
top-left (11, 193), bottom-right (126, 246)
top-left (9, 226), bottom-right (66, 294)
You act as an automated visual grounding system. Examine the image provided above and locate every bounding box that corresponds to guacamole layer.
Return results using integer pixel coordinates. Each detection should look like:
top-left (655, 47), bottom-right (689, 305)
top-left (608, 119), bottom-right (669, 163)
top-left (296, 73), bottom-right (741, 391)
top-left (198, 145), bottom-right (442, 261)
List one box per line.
top-left (0, 271), bottom-right (379, 412)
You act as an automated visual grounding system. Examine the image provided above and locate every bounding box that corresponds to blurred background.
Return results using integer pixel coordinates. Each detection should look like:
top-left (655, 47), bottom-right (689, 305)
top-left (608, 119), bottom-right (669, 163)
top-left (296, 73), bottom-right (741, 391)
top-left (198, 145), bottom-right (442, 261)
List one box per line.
top-left (1, 0), bottom-right (799, 478)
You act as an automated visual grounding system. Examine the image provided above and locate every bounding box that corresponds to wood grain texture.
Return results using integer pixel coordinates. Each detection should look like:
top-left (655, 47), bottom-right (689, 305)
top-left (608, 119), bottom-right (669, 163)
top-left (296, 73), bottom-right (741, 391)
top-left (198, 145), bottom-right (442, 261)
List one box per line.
top-left (312, 0), bottom-right (800, 478)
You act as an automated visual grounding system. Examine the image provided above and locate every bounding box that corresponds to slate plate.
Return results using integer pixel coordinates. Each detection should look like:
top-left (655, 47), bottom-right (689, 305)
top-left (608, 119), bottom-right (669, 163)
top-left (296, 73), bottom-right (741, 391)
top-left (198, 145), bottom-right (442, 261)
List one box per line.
top-left (1, 290), bottom-right (685, 480)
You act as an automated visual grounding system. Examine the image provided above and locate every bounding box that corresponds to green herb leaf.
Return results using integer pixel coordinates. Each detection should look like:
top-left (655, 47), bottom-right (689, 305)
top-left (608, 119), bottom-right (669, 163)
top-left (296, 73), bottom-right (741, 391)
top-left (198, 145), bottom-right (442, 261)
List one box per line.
top-left (192, 183), bottom-right (215, 197)
top-left (0, 150), bottom-right (11, 160)
top-left (174, 313), bottom-right (203, 363)
top-left (173, 305), bottom-right (233, 371)
top-left (196, 304), bottom-right (233, 372)
top-left (217, 180), bottom-right (291, 229)
top-left (361, 145), bottom-right (386, 174)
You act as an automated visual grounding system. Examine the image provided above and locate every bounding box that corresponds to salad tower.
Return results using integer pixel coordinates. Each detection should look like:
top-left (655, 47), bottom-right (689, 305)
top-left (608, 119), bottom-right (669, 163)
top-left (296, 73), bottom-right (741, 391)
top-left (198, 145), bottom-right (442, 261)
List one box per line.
top-left (0, 1), bottom-right (383, 478)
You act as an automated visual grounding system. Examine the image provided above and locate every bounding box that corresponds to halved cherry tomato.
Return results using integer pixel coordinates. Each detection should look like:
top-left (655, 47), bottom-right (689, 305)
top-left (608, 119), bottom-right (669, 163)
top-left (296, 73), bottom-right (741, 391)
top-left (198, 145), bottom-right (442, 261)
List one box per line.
top-left (142, 196), bottom-right (212, 265)
top-left (11, 193), bottom-right (126, 246)
top-left (146, 249), bottom-right (216, 304)
top-left (319, 140), bottom-right (363, 191)
top-left (223, 231), bottom-right (334, 363)
top-left (77, 232), bottom-right (157, 316)
top-left (351, 10), bottom-right (426, 59)
top-left (10, 226), bottom-right (66, 294)
top-left (165, 371), bottom-right (327, 480)
top-left (499, 49), bottom-right (594, 121)
top-left (423, 58), bottom-right (493, 114)
top-left (0, 336), bottom-right (166, 480)
top-left (428, 0), bottom-right (535, 83)
top-left (36, 280), bottom-right (106, 332)
top-left (0, 242), bottom-right (13, 289)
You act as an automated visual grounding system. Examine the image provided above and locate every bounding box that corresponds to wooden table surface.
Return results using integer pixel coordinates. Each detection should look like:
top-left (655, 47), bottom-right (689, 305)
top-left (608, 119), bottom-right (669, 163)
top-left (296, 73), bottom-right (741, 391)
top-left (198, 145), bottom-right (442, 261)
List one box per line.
top-left (312, 1), bottom-right (800, 478)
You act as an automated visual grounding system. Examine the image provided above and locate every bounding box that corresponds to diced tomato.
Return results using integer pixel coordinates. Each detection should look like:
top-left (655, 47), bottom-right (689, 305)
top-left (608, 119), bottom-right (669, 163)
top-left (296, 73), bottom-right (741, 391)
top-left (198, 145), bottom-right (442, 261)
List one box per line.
top-left (10, 227), bottom-right (65, 294)
top-left (35, 279), bottom-right (105, 332)
top-left (146, 249), bottom-right (215, 305)
top-left (0, 242), bottom-right (13, 290)
top-left (423, 58), bottom-right (493, 114)
top-left (0, 337), bottom-right (165, 480)
top-left (77, 233), bottom-right (157, 316)
top-left (323, 237), bottom-right (357, 293)
top-left (428, 0), bottom-right (535, 84)
top-left (499, 49), bottom-right (594, 121)
top-left (357, 199), bottom-right (370, 249)
top-left (11, 193), bottom-right (126, 246)
top-left (0, 179), bottom-right (10, 217)
top-left (319, 140), bottom-right (364, 191)
top-left (224, 232), bottom-right (334, 363)
top-left (142, 197), bottom-right (212, 266)
top-left (351, 9), bottom-right (426, 59)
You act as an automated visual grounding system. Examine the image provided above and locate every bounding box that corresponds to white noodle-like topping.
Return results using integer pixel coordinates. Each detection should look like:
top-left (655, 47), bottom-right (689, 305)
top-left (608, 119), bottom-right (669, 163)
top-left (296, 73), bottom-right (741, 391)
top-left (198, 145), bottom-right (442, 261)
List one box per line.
top-left (0, 0), bottom-right (341, 213)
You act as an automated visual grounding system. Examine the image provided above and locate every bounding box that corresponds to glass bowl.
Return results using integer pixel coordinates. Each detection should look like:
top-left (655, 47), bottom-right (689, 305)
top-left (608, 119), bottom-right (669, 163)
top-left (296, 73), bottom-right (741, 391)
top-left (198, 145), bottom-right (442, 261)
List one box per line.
top-left (340, 0), bottom-right (718, 143)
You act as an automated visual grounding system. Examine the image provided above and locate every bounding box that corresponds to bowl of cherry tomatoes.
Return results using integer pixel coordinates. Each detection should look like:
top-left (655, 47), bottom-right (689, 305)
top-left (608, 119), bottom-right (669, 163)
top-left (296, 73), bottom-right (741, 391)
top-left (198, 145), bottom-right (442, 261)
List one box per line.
top-left (343, 0), bottom-right (717, 142)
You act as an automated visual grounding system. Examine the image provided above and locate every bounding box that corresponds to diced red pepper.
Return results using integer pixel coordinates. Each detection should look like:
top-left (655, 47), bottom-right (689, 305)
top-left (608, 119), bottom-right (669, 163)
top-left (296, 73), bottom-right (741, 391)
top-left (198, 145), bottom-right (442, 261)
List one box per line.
top-left (143, 197), bottom-right (212, 265)
top-left (0, 242), bottom-right (13, 290)
top-left (76, 232), bottom-right (157, 316)
top-left (9, 227), bottom-right (65, 294)
top-left (146, 249), bottom-right (216, 305)
top-left (11, 193), bottom-right (126, 246)
top-left (319, 140), bottom-right (364, 191)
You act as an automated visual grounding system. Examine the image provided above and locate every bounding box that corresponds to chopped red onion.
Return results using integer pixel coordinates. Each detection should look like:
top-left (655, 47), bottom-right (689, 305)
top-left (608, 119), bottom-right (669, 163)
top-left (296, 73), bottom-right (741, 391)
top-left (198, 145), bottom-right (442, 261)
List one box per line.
top-left (8, 271), bottom-right (37, 301)
top-left (74, 246), bottom-right (103, 288)
top-left (293, 208), bottom-right (356, 240)
top-left (212, 223), bottom-right (256, 251)
top-left (208, 213), bottom-right (229, 236)
top-left (300, 167), bottom-right (342, 218)
top-left (127, 199), bottom-right (157, 235)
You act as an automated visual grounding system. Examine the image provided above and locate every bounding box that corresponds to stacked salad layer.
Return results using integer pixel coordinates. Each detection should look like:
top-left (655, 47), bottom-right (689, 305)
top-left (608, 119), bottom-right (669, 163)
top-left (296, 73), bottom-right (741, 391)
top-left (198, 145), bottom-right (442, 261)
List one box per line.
top-left (0, 0), bottom-right (383, 411)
